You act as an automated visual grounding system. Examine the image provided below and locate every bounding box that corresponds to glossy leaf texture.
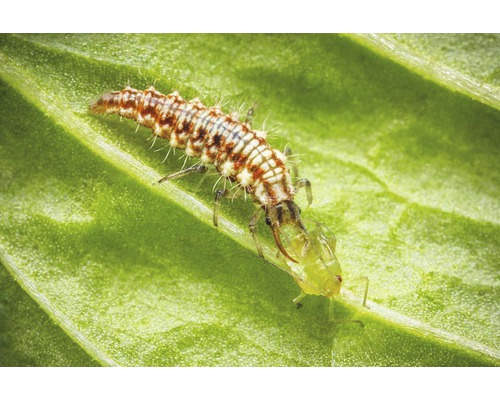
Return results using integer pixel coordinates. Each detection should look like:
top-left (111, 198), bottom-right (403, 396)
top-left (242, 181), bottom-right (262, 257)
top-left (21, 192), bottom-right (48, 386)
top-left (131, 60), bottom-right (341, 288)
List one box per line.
top-left (0, 34), bottom-right (498, 366)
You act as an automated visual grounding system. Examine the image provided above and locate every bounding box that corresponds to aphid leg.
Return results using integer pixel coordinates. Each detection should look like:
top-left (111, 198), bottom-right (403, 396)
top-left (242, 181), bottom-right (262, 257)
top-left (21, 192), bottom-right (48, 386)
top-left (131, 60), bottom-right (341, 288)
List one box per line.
top-left (347, 276), bottom-right (370, 308)
top-left (360, 276), bottom-right (369, 308)
top-left (284, 146), bottom-right (299, 180)
top-left (249, 209), bottom-right (264, 258)
top-left (329, 299), bottom-right (364, 327)
top-left (293, 292), bottom-right (306, 309)
top-left (295, 178), bottom-right (313, 206)
top-left (158, 164), bottom-right (208, 184)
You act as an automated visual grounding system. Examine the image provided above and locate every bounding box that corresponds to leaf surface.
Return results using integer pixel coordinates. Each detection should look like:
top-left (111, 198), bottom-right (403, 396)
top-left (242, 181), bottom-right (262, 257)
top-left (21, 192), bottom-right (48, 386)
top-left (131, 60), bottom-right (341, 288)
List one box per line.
top-left (0, 34), bottom-right (498, 366)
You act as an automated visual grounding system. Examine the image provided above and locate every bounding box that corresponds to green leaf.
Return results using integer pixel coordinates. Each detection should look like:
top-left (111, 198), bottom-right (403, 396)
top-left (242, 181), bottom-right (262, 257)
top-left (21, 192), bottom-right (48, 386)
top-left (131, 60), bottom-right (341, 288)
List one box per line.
top-left (0, 34), bottom-right (498, 366)
top-left (351, 34), bottom-right (500, 110)
top-left (0, 263), bottom-right (98, 366)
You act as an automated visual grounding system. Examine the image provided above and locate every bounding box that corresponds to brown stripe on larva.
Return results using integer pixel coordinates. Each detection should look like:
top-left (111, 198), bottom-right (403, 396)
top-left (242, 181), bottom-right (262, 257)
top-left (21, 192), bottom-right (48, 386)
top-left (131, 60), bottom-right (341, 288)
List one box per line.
top-left (90, 86), bottom-right (296, 206)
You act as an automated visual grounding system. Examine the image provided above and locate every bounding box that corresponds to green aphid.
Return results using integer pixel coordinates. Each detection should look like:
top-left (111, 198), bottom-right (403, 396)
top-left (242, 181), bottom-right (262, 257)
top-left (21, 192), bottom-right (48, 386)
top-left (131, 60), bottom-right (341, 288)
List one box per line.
top-left (285, 224), bottom-right (369, 326)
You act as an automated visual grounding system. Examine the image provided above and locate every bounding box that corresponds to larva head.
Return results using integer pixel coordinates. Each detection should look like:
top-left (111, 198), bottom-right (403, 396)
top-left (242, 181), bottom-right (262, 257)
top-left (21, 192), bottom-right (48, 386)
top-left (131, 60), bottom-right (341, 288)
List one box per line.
top-left (264, 200), bottom-right (305, 263)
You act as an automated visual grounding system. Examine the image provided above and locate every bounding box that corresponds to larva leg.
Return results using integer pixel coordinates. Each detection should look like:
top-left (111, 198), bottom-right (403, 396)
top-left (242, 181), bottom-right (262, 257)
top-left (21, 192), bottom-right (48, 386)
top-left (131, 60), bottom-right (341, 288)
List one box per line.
top-left (249, 209), bottom-right (264, 258)
top-left (213, 189), bottom-right (227, 227)
top-left (293, 291), bottom-right (307, 309)
top-left (158, 164), bottom-right (208, 184)
top-left (213, 186), bottom-right (245, 227)
top-left (295, 178), bottom-right (313, 206)
top-left (284, 146), bottom-right (313, 205)
top-left (284, 146), bottom-right (299, 180)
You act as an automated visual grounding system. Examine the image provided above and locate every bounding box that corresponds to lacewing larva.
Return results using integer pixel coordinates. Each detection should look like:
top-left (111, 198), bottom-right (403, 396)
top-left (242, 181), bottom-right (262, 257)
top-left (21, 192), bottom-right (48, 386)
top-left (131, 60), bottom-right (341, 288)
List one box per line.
top-left (90, 86), bottom-right (368, 321)
top-left (91, 86), bottom-right (312, 263)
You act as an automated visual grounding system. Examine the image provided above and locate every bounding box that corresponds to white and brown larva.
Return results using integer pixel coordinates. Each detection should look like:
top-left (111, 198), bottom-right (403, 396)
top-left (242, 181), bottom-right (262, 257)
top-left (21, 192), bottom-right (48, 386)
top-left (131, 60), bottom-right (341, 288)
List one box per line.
top-left (90, 86), bottom-right (313, 262)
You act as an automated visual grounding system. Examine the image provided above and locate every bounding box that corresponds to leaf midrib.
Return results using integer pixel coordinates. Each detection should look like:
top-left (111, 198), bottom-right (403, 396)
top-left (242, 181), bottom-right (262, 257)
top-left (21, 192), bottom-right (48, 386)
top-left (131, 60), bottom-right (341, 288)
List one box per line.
top-left (349, 34), bottom-right (500, 111)
top-left (4, 35), bottom-right (499, 228)
top-left (0, 47), bottom-right (499, 365)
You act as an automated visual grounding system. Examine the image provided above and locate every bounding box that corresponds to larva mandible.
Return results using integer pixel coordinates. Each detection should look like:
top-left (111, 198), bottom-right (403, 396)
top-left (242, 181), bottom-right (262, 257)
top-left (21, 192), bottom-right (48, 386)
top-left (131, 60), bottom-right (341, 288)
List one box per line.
top-left (90, 86), bottom-right (313, 263)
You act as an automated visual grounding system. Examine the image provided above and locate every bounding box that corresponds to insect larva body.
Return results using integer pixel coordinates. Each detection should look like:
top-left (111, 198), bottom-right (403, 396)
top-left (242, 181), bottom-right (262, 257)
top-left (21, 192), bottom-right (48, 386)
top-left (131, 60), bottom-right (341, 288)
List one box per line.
top-left (91, 86), bottom-right (311, 262)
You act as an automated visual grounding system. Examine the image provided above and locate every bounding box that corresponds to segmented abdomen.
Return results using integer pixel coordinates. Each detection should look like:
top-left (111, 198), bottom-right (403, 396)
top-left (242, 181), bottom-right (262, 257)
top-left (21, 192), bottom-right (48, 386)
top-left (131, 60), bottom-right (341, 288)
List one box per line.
top-left (91, 86), bottom-right (295, 206)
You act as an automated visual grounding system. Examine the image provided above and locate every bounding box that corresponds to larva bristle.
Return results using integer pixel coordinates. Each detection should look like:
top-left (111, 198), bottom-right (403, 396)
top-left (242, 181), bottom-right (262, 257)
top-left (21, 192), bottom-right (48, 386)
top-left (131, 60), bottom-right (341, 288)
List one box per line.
top-left (91, 86), bottom-right (313, 264)
top-left (91, 87), bottom-right (297, 207)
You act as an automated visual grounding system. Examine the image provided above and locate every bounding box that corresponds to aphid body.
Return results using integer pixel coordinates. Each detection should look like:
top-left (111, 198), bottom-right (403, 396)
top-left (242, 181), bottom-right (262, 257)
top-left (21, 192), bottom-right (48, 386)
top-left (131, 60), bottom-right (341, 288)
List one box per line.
top-left (286, 225), bottom-right (368, 324)
top-left (91, 86), bottom-right (310, 261)
top-left (286, 225), bottom-right (343, 299)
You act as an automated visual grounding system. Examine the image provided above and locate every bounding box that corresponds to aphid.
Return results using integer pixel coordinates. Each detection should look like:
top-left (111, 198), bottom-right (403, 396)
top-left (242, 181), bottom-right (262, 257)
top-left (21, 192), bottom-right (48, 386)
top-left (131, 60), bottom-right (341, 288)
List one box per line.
top-left (284, 223), bottom-right (369, 325)
top-left (90, 86), bottom-right (313, 262)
